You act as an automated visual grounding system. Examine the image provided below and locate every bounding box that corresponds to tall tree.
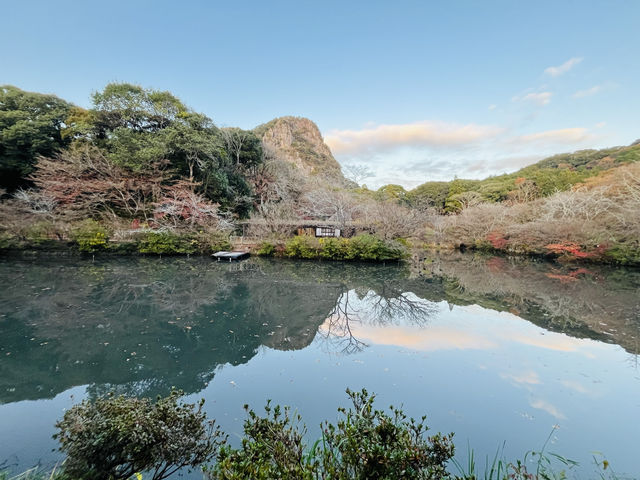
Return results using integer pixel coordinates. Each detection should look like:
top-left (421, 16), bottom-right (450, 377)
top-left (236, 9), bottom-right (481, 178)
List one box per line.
top-left (0, 85), bottom-right (72, 190)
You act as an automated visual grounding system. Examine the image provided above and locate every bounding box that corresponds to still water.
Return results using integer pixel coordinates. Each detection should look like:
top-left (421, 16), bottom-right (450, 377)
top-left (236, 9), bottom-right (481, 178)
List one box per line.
top-left (0, 254), bottom-right (639, 477)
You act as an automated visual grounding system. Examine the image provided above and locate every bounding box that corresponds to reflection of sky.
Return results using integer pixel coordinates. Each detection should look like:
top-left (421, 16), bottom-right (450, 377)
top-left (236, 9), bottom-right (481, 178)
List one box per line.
top-left (1, 293), bottom-right (639, 478)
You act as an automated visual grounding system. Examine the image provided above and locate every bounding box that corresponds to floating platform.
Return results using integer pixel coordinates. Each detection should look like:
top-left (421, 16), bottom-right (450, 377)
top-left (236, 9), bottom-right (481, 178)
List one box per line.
top-left (212, 251), bottom-right (250, 262)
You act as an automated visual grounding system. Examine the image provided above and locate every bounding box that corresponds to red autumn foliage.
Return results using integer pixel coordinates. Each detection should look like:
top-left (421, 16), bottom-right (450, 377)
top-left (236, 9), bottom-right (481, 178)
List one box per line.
top-left (487, 231), bottom-right (508, 249)
top-left (486, 256), bottom-right (507, 273)
top-left (545, 242), bottom-right (590, 258)
top-left (545, 273), bottom-right (579, 283)
top-left (568, 268), bottom-right (594, 278)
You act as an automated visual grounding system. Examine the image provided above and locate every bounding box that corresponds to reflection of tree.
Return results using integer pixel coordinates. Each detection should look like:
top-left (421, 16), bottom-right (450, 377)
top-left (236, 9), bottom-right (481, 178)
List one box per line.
top-left (319, 289), bottom-right (368, 354)
top-left (415, 252), bottom-right (640, 355)
top-left (317, 282), bottom-right (438, 355)
top-left (0, 257), bottom-right (340, 403)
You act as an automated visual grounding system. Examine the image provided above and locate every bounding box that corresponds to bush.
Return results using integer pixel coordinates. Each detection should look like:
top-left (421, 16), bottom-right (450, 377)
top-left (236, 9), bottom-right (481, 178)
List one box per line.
top-left (210, 402), bottom-right (315, 479)
top-left (207, 389), bottom-right (454, 480)
top-left (346, 234), bottom-right (407, 261)
top-left (321, 389), bottom-right (455, 480)
top-left (70, 219), bottom-right (109, 252)
top-left (283, 234), bottom-right (407, 261)
top-left (54, 390), bottom-right (226, 480)
top-left (137, 231), bottom-right (197, 255)
top-left (256, 241), bottom-right (276, 256)
top-left (284, 235), bottom-right (319, 259)
top-left (319, 237), bottom-right (349, 260)
top-left (193, 230), bottom-right (232, 253)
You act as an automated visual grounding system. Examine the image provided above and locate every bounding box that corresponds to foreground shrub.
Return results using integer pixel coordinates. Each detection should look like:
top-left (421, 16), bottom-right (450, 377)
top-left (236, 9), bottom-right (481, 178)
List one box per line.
top-left (210, 402), bottom-right (316, 479)
top-left (320, 388), bottom-right (455, 480)
top-left (207, 389), bottom-right (454, 480)
top-left (54, 390), bottom-right (225, 480)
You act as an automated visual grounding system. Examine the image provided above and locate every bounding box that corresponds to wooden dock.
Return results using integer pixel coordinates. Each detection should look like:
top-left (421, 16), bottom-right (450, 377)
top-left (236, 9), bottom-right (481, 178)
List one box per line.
top-left (212, 251), bottom-right (250, 262)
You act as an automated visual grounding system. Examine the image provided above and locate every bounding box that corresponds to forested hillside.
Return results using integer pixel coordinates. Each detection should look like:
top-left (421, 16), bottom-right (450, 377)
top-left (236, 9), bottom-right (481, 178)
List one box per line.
top-left (1, 83), bottom-right (639, 264)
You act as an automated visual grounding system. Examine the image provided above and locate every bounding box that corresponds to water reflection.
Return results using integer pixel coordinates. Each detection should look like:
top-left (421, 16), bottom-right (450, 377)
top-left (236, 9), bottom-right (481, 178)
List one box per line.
top-left (0, 254), bottom-right (638, 406)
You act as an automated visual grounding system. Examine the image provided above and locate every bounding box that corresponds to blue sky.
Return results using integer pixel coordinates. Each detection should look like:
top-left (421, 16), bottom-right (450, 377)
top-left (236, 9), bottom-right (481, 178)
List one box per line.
top-left (3, 0), bottom-right (639, 188)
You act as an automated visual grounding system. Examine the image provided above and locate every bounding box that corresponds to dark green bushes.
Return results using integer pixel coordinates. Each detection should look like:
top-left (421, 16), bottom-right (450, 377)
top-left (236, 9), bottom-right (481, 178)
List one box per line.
top-left (207, 388), bottom-right (455, 480)
top-left (54, 390), bottom-right (225, 480)
top-left (137, 231), bottom-right (198, 255)
top-left (259, 234), bottom-right (408, 261)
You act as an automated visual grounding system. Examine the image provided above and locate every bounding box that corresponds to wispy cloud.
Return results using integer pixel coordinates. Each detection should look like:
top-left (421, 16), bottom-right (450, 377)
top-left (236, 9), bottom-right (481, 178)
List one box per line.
top-left (544, 57), bottom-right (583, 77)
top-left (324, 121), bottom-right (503, 155)
top-left (573, 85), bottom-right (602, 98)
top-left (325, 121), bottom-right (598, 188)
top-left (512, 92), bottom-right (552, 106)
top-left (513, 127), bottom-right (593, 145)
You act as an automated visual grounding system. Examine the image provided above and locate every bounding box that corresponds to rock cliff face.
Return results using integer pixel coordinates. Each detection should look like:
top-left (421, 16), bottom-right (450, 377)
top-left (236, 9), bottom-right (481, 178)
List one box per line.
top-left (254, 116), bottom-right (345, 180)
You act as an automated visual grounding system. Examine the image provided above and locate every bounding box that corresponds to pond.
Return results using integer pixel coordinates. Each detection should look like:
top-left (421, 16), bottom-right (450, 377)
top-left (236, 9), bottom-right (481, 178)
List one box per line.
top-left (0, 254), bottom-right (639, 477)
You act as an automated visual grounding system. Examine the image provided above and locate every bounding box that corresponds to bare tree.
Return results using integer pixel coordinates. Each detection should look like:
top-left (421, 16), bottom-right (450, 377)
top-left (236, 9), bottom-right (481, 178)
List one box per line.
top-left (342, 163), bottom-right (373, 186)
top-left (300, 188), bottom-right (360, 228)
top-left (220, 127), bottom-right (251, 166)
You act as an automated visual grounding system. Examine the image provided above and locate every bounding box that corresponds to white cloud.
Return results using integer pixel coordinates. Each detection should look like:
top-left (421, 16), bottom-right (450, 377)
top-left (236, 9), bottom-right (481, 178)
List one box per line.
top-left (488, 104), bottom-right (497, 110)
top-left (513, 92), bottom-right (552, 106)
top-left (325, 121), bottom-right (598, 189)
top-left (573, 85), bottom-right (602, 98)
top-left (513, 127), bottom-right (593, 145)
top-left (324, 121), bottom-right (503, 155)
top-left (544, 57), bottom-right (583, 77)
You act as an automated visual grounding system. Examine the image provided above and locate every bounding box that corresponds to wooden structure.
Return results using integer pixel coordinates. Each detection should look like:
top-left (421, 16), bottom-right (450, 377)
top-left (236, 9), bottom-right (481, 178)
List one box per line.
top-left (213, 251), bottom-right (250, 262)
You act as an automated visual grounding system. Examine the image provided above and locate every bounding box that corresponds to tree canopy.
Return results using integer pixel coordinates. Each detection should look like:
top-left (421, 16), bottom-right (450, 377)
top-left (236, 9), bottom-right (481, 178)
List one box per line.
top-left (0, 85), bottom-right (73, 189)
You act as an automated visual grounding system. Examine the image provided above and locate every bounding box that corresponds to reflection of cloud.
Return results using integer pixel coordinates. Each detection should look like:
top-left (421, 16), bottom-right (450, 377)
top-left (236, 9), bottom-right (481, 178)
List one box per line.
top-left (502, 332), bottom-right (582, 353)
top-left (544, 57), bottom-right (583, 77)
top-left (349, 325), bottom-right (497, 352)
top-left (501, 371), bottom-right (541, 385)
top-left (325, 121), bottom-right (503, 155)
top-left (530, 399), bottom-right (566, 420)
top-left (559, 379), bottom-right (589, 394)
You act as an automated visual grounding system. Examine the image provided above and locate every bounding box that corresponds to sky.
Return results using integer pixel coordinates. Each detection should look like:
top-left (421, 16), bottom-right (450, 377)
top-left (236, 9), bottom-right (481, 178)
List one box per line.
top-left (2, 0), bottom-right (639, 188)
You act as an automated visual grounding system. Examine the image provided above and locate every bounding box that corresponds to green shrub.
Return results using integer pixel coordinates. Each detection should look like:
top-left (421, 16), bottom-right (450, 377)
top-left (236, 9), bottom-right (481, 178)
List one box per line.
top-left (321, 389), bottom-right (455, 479)
top-left (137, 231), bottom-right (197, 255)
top-left (605, 243), bottom-right (640, 265)
top-left (319, 237), bottom-right (348, 260)
top-left (54, 390), bottom-right (225, 480)
top-left (207, 389), bottom-right (455, 480)
top-left (256, 241), bottom-right (276, 256)
top-left (210, 402), bottom-right (315, 479)
top-left (194, 230), bottom-right (232, 253)
top-left (346, 234), bottom-right (407, 261)
top-left (70, 219), bottom-right (109, 252)
top-left (282, 234), bottom-right (407, 261)
top-left (284, 235), bottom-right (319, 259)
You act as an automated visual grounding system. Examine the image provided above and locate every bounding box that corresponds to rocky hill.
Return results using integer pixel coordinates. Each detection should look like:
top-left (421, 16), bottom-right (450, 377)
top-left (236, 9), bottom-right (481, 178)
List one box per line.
top-left (254, 116), bottom-right (347, 182)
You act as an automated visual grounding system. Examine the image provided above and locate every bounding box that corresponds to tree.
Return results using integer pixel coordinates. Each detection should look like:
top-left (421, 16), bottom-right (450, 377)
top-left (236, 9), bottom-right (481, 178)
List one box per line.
top-left (0, 85), bottom-right (72, 190)
top-left (31, 144), bottom-right (166, 219)
top-left (220, 127), bottom-right (263, 168)
top-left (54, 390), bottom-right (226, 480)
top-left (342, 163), bottom-right (373, 186)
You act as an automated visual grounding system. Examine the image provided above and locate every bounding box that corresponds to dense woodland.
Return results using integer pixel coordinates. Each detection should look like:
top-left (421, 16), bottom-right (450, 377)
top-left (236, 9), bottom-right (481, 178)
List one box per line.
top-left (1, 83), bottom-right (639, 264)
